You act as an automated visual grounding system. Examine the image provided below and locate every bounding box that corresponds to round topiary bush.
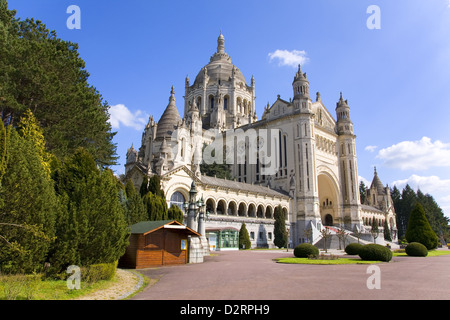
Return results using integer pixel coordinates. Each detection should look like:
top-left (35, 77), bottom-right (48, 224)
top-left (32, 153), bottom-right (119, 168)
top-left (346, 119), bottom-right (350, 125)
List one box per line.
top-left (405, 242), bottom-right (428, 257)
top-left (345, 243), bottom-right (364, 255)
top-left (294, 243), bottom-right (319, 258)
top-left (358, 244), bottom-right (393, 262)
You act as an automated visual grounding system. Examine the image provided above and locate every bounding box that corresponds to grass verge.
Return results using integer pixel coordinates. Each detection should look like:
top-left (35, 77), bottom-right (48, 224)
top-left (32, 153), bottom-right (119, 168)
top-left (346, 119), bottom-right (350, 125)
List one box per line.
top-left (275, 257), bottom-right (382, 265)
top-left (393, 249), bottom-right (450, 257)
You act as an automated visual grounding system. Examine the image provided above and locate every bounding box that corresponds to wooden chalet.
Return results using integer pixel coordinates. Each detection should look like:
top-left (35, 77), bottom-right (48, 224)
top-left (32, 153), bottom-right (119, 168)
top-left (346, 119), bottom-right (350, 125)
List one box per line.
top-left (119, 220), bottom-right (201, 269)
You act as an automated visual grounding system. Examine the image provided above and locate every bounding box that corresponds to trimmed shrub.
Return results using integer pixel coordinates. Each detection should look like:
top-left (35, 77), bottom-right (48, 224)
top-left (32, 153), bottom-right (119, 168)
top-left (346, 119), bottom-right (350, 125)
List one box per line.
top-left (405, 242), bottom-right (428, 257)
top-left (294, 243), bottom-right (319, 258)
top-left (358, 244), bottom-right (392, 262)
top-left (81, 261), bottom-right (117, 284)
top-left (345, 243), bottom-right (364, 255)
top-left (405, 203), bottom-right (439, 250)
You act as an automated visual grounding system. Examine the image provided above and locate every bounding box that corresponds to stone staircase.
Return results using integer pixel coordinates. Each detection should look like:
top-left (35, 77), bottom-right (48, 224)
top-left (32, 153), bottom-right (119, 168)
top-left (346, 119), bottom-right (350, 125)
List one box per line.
top-left (312, 226), bottom-right (383, 250)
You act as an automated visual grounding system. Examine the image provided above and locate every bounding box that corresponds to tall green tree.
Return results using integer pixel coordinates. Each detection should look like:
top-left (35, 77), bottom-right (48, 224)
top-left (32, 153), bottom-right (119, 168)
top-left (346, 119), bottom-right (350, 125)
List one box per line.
top-left (142, 192), bottom-right (168, 221)
top-left (0, 128), bottom-right (57, 274)
top-left (405, 202), bottom-right (439, 250)
top-left (239, 223), bottom-right (251, 250)
top-left (0, 1), bottom-right (117, 166)
top-left (17, 109), bottom-right (53, 176)
top-left (168, 205), bottom-right (184, 224)
top-left (124, 179), bottom-right (147, 226)
top-left (51, 148), bottom-right (129, 270)
top-left (274, 206), bottom-right (288, 248)
top-left (359, 181), bottom-right (367, 204)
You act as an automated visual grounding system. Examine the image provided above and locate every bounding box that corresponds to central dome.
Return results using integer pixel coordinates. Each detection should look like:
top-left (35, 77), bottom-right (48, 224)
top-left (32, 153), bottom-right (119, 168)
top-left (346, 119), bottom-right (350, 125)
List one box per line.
top-left (193, 32), bottom-right (247, 86)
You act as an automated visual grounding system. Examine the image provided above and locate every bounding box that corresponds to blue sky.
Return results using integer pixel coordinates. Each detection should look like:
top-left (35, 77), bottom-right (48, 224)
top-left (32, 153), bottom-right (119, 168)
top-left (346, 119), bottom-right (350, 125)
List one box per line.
top-left (8, 0), bottom-right (450, 217)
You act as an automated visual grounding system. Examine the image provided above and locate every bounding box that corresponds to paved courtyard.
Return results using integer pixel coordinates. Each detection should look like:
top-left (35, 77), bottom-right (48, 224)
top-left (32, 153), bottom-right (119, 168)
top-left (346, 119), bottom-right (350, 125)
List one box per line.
top-left (132, 249), bottom-right (450, 300)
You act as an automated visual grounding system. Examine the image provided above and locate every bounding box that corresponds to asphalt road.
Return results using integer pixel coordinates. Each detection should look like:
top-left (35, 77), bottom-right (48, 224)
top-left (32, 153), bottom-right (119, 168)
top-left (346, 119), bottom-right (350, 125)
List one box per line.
top-left (132, 249), bottom-right (450, 300)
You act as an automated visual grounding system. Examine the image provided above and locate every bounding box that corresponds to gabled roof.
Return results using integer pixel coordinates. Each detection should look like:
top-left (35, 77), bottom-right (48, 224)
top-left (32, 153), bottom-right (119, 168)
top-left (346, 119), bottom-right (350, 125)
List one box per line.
top-left (130, 220), bottom-right (200, 237)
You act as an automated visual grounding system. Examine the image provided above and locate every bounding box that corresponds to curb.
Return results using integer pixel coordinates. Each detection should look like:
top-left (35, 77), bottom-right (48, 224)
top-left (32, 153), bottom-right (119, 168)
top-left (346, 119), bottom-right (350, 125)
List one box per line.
top-left (116, 270), bottom-right (144, 300)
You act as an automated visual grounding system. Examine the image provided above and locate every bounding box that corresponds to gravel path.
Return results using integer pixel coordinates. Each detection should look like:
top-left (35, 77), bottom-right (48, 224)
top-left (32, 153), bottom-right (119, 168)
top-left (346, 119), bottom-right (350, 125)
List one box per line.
top-left (75, 269), bottom-right (142, 300)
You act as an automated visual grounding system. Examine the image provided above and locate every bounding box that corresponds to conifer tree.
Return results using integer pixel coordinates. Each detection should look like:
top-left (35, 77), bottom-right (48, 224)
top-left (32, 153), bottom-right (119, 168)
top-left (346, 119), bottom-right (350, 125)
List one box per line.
top-left (274, 206), bottom-right (288, 248)
top-left (142, 192), bottom-right (168, 221)
top-left (0, 128), bottom-right (57, 274)
top-left (383, 219), bottom-right (392, 242)
top-left (124, 179), bottom-right (147, 225)
top-left (17, 109), bottom-right (53, 177)
top-left (0, 1), bottom-right (117, 165)
top-left (405, 202), bottom-right (439, 250)
top-left (239, 223), bottom-right (251, 250)
top-left (168, 205), bottom-right (184, 224)
top-left (51, 148), bottom-right (129, 269)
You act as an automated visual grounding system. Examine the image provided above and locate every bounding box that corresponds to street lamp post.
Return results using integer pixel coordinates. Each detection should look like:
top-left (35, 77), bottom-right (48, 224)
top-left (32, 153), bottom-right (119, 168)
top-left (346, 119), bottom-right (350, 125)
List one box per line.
top-left (186, 181), bottom-right (198, 231)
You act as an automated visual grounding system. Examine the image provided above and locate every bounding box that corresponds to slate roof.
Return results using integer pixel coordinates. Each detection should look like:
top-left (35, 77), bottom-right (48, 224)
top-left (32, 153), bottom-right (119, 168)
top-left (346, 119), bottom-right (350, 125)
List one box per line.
top-left (200, 174), bottom-right (291, 199)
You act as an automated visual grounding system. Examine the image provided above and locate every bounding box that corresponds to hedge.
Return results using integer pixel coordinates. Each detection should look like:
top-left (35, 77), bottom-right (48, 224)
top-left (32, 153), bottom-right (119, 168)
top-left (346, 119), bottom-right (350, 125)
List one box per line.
top-left (81, 261), bottom-right (118, 284)
top-left (405, 242), bottom-right (428, 257)
top-left (358, 244), bottom-right (392, 262)
top-left (294, 243), bottom-right (319, 258)
top-left (345, 243), bottom-right (364, 255)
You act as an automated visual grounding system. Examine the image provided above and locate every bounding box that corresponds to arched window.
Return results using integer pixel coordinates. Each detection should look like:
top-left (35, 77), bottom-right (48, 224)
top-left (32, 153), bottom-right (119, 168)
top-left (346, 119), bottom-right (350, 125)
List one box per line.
top-left (224, 96), bottom-right (229, 110)
top-left (210, 96), bottom-right (215, 110)
top-left (170, 192), bottom-right (185, 213)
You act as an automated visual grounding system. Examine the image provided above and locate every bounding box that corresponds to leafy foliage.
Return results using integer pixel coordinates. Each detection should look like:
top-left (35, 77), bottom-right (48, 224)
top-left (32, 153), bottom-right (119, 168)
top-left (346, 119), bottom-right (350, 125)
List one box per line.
top-left (274, 205), bottom-right (287, 248)
top-left (50, 149), bottom-right (129, 271)
top-left (0, 1), bottom-right (117, 166)
top-left (168, 205), bottom-right (184, 224)
top-left (0, 128), bottom-right (58, 274)
top-left (391, 184), bottom-right (449, 242)
top-left (405, 203), bottom-right (439, 250)
top-left (405, 242), bottom-right (428, 257)
top-left (239, 223), bottom-right (251, 250)
top-left (124, 179), bottom-right (147, 226)
top-left (344, 243), bottom-right (364, 255)
top-left (358, 244), bottom-right (392, 262)
top-left (294, 243), bottom-right (319, 258)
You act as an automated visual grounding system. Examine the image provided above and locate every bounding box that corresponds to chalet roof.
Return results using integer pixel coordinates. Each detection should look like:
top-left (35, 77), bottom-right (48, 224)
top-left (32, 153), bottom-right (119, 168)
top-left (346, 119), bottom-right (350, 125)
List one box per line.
top-left (130, 220), bottom-right (200, 237)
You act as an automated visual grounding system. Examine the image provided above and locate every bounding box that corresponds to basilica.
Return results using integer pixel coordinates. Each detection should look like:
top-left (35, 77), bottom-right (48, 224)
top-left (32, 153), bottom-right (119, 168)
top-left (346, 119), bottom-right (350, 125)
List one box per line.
top-left (124, 32), bottom-right (397, 251)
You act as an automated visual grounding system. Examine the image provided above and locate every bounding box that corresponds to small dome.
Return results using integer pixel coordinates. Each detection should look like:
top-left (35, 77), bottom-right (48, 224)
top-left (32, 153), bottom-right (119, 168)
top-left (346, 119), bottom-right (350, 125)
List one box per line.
top-left (193, 32), bottom-right (247, 86)
top-left (156, 86), bottom-right (182, 140)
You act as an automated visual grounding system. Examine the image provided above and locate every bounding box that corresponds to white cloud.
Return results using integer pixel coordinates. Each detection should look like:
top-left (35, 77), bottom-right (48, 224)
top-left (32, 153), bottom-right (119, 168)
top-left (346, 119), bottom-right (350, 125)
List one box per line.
top-left (365, 145), bottom-right (378, 153)
top-left (392, 174), bottom-right (450, 217)
top-left (268, 49), bottom-right (309, 68)
top-left (377, 137), bottom-right (450, 170)
top-left (359, 175), bottom-right (371, 186)
top-left (392, 174), bottom-right (450, 194)
top-left (108, 104), bottom-right (148, 131)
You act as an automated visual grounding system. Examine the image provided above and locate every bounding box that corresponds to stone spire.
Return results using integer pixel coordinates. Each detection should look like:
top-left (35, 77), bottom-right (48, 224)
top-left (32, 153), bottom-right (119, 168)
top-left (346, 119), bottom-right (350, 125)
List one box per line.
top-left (217, 30), bottom-right (225, 54)
top-left (156, 86), bottom-right (182, 140)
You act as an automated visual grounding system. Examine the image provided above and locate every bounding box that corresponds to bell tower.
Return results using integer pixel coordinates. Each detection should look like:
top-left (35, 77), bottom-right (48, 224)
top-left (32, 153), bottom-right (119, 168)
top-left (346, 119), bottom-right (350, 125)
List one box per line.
top-left (336, 93), bottom-right (361, 229)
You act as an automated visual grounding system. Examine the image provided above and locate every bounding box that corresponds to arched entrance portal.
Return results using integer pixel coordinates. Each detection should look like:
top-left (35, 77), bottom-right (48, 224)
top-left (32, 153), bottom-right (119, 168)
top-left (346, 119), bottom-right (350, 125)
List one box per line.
top-left (318, 172), bottom-right (339, 227)
top-left (324, 214), bottom-right (333, 226)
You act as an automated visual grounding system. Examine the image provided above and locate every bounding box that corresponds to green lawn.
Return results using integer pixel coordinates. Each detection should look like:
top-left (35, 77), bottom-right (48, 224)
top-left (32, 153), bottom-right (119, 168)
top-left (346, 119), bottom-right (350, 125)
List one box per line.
top-left (275, 257), bottom-right (382, 265)
top-left (393, 249), bottom-right (450, 257)
top-left (0, 274), bottom-right (122, 300)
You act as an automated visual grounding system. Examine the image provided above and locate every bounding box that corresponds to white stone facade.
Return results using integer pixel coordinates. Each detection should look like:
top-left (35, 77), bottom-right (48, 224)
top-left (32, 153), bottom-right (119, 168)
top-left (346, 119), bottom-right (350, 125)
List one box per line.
top-left (124, 33), bottom-right (398, 249)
